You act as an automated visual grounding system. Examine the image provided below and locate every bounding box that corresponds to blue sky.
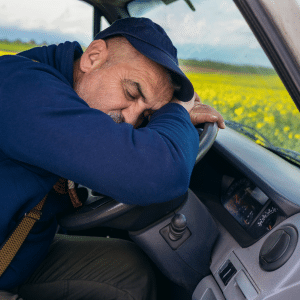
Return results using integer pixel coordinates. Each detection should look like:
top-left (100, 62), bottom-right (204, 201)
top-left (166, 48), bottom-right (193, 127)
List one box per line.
top-left (0, 0), bottom-right (272, 67)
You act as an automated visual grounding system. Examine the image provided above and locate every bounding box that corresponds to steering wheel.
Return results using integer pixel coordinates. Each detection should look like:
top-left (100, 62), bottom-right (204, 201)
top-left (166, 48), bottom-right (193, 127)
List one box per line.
top-left (195, 122), bottom-right (218, 163)
top-left (58, 122), bottom-right (218, 231)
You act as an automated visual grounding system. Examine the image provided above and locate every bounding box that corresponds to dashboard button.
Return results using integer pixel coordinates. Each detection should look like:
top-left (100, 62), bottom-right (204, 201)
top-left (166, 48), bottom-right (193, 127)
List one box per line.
top-left (219, 260), bottom-right (237, 286)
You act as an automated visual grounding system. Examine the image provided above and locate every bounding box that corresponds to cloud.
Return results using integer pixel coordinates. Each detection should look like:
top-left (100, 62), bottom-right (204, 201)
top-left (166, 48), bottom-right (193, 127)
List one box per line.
top-left (155, 12), bottom-right (206, 44)
top-left (220, 0), bottom-right (237, 12)
top-left (142, 0), bottom-right (260, 48)
top-left (0, 0), bottom-right (93, 43)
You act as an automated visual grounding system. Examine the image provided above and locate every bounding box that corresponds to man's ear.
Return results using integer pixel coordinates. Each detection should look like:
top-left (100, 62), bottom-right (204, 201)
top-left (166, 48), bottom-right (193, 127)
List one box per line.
top-left (79, 39), bottom-right (108, 73)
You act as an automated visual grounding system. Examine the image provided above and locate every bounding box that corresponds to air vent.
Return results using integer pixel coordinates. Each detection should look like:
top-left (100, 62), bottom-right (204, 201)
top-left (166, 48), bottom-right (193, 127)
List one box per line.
top-left (259, 226), bottom-right (298, 271)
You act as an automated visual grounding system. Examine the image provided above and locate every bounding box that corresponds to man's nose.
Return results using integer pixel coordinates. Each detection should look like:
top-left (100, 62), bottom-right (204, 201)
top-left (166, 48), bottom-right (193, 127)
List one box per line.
top-left (122, 100), bottom-right (147, 126)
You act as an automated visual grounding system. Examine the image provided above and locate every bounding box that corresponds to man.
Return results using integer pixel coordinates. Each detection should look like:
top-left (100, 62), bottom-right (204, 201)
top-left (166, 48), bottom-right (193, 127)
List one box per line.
top-left (0, 18), bottom-right (224, 299)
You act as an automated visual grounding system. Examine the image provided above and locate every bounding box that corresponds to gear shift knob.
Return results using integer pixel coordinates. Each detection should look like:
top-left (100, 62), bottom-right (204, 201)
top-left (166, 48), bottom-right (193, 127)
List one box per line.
top-left (169, 214), bottom-right (187, 241)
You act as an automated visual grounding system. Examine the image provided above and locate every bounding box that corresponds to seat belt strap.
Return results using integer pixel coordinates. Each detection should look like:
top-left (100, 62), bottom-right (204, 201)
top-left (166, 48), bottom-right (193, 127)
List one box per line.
top-left (0, 178), bottom-right (82, 277)
top-left (0, 195), bottom-right (47, 277)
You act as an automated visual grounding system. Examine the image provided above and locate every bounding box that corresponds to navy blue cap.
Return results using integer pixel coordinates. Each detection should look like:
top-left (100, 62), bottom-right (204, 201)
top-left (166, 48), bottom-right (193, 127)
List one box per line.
top-left (94, 17), bottom-right (194, 102)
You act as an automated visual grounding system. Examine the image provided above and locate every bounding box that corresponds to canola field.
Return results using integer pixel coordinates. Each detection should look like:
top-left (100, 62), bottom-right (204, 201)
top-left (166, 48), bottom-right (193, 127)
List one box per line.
top-left (0, 50), bottom-right (16, 56)
top-left (186, 72), bottom-right (300, 153)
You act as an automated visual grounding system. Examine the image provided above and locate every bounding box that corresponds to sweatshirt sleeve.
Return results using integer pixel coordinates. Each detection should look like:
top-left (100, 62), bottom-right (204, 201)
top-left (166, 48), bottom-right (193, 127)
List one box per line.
top-left (0, 58), bottom-right (199, 205)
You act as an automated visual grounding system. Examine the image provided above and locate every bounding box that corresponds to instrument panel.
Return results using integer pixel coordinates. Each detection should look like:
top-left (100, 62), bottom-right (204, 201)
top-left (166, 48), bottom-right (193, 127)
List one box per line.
top-left (222, 178), bottom-right (285, 239)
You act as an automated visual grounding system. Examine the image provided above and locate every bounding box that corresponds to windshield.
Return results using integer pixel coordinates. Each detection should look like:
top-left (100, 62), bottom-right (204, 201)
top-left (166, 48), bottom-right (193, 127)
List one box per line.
top-left (128, 0), bottom-right (300, 155)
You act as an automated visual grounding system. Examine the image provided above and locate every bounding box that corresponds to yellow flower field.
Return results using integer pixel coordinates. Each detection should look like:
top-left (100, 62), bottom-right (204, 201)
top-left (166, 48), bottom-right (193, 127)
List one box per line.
top-left (187, 72), bottom-right (300, 153)
top-left (0, 50), bottom-right (16, 56)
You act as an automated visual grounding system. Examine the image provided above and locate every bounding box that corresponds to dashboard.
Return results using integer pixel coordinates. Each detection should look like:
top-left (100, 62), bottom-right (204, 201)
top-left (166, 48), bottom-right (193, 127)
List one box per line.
top-left (190, 127), bottom-right (300, 247)
top-left (190, 127), bottom-right (300, 300)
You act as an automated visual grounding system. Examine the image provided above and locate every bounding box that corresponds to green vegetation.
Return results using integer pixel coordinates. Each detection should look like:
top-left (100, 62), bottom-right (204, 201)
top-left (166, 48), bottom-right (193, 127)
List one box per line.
top-left (0, 39), bottom-right (87, 53)
top-left (179, 59), bottom-right (276, 75)
top-left (0, 39), bottom-right (42, 53)
top-left (0, 40), bottom-right (276, 76)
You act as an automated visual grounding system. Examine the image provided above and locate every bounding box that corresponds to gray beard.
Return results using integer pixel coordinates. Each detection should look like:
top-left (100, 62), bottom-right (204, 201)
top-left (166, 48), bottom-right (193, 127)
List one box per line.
top-left (108, 112), bottom-right (125, 124)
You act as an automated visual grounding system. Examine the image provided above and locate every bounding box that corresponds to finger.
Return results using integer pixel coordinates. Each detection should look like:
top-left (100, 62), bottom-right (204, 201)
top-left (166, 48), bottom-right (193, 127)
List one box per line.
top-left (190, 112), bottom-right (218, 125)
top-left (217, 118), bottom-right (226, 129)
top-left (191, 112), bottom-right (226, 129)
top-left (191, 104), bottom-right (225, 128)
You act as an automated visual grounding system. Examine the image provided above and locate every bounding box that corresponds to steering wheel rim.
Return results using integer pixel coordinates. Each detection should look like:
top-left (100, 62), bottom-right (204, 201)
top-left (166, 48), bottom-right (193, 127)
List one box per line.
top-left (58, 122), bottom-right (218, 231)
top-left (195, 122), bottom-right (219, 164)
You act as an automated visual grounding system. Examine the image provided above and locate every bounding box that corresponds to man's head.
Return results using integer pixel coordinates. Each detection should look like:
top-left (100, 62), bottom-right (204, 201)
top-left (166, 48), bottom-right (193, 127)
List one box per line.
top-left (73, 17), bottom-right (194, 126)
top-left (73, 36), bottom-right (174, 125)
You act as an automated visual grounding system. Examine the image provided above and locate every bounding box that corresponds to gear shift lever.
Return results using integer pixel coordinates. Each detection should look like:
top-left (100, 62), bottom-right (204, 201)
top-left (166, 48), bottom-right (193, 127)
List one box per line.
top-left (169, 214), bottom-right (187, 241)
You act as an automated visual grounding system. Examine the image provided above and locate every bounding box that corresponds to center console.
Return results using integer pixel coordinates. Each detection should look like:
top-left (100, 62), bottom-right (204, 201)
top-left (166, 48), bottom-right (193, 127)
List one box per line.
top-left (129, 189), bottom-right (220, 293)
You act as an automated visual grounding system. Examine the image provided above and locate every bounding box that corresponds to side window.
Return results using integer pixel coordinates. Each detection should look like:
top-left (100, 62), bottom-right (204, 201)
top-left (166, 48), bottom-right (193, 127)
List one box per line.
top-left (128, 0), bottom-right (300, 154)
top-left (98, 16), bottom-right (110, 34)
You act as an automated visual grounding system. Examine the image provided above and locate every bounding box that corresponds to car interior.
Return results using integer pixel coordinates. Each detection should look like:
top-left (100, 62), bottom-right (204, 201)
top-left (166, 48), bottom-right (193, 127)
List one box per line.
top-left (42, 0), bottom-right (300, 299)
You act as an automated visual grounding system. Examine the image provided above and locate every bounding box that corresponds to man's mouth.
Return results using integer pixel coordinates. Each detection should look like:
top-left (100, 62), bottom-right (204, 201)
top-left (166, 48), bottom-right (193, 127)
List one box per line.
top-left (107, 112), bottom-right (125, 124)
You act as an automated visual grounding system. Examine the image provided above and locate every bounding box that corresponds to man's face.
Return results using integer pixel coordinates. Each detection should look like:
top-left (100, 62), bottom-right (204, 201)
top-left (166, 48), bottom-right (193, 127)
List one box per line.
top-left (74, 38), bottom-right (174, 126)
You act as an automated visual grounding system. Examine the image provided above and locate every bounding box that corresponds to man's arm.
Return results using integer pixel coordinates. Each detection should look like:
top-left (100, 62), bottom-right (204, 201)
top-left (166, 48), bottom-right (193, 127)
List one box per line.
top-left (0, 58), bottom-right (199, 206)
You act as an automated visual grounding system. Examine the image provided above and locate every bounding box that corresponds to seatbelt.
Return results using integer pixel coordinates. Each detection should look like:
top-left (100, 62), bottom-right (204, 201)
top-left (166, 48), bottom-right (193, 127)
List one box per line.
top-left (0, 195), bottom-right (47, 277)
top-left (0, 179), bottom-right (81, 277)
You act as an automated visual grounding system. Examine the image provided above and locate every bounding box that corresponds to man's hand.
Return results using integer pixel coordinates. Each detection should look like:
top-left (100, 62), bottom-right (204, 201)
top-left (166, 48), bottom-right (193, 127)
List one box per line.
top-left (171, 92), bottom-right (226, 129)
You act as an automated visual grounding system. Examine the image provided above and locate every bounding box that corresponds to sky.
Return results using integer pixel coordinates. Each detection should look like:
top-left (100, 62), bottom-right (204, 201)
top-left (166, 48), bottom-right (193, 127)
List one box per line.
top-left (0, 0), bottom-right (273, 67)
top-left (0, 0), bottom-right (95, 45)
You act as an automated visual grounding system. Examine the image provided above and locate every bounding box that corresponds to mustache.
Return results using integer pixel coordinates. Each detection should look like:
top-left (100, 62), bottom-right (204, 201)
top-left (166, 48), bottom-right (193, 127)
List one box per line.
top-left (107, 112), bottom-right (125, 124)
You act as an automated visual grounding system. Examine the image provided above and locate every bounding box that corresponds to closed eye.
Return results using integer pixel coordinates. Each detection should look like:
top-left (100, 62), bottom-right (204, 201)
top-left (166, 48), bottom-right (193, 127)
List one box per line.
top-left (123, 79), bottom-right (146, 102)
top-left (126, 90), bottom-right (136, 100)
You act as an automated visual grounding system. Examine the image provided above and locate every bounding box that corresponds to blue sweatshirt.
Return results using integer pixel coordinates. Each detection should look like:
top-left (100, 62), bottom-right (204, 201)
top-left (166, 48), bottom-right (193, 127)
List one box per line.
top-left (0, 41), bottom-right (199, 289)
